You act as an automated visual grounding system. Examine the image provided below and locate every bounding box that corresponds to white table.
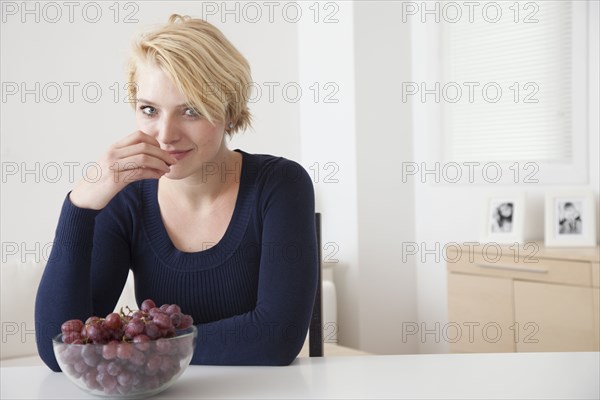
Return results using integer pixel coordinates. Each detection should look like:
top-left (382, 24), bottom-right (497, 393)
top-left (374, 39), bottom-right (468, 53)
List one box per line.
top-left (2, 352), bottom-right (599, 399)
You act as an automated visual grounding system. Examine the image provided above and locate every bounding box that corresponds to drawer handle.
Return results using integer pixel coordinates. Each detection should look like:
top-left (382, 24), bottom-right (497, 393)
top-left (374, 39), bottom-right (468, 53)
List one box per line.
top-left (475, 263), bottom-right (549, 274)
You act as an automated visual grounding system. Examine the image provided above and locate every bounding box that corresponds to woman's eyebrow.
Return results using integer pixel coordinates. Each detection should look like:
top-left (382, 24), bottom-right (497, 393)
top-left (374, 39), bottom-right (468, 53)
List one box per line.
top-left (136, 98), bottom-right (190, 108)
top-left (136, 98), bottom-right (155, 105)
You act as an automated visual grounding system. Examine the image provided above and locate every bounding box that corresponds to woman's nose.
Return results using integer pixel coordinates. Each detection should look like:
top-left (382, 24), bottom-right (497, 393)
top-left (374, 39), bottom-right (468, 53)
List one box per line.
top-left (156, 115), bottom-right (181, 144)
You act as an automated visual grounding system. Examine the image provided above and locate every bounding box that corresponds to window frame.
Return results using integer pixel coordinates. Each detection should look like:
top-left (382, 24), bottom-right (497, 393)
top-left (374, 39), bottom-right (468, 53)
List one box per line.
top-left (410, 1), bottom-right (588, 186)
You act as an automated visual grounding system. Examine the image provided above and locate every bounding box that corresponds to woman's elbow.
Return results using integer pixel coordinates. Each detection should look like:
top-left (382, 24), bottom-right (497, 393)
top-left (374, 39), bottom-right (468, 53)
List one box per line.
top-left (260, 351), bottom-right (297, 366)
top-left (39, 349), bottom-right (62, 372)
top-left (261, 339), bottom-right (304, 366)
top-left (46, 360), bottom-right (62, 373)
top-left (35, 332), bottom-right (62, 372)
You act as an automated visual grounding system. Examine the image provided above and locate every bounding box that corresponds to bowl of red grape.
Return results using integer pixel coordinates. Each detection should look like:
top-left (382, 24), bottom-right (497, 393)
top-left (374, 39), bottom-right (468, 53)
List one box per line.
top-left (52, 299), bottom-right (197, 398)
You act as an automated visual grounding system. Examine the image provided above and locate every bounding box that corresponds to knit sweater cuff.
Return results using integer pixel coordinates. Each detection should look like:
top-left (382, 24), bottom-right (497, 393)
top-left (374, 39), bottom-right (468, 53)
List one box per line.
top-left (54, 192), bottom-right (101, 247)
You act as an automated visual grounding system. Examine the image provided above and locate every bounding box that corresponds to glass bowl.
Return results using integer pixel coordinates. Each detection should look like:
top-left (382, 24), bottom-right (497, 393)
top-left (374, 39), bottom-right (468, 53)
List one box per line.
top-left (52, 326), bottom-right (197, 398)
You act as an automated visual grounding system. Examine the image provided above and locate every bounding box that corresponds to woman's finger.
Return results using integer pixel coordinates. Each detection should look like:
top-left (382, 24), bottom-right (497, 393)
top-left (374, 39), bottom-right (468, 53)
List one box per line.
top-left (112, 130), bottom-right (161, 149)
top-left (112, 141), bottom-right (178, 166)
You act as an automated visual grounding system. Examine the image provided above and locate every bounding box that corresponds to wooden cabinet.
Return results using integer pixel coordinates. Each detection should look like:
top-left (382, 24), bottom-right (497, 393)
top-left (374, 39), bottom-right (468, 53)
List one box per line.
top-left (447, 273), bottom-right (515, 352)
top-left (514, 281), bottom-right (595, 351)
top-left (593, 262), bottom-right (599, 351)
top-left (447, 243), bottom-right (599, 353)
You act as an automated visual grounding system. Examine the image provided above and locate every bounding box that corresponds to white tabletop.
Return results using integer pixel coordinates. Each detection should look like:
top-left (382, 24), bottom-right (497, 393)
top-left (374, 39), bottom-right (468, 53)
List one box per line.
top-left (2, 352), bottom-right (599, 399)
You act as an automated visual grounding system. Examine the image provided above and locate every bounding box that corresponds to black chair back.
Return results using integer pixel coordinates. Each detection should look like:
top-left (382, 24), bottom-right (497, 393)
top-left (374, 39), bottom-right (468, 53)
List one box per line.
top-left (309, 213), bottom-right (323, 357)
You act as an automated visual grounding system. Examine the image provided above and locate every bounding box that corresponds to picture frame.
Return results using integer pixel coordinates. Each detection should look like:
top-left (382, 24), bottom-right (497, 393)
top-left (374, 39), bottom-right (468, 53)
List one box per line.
top-left (544, 190), bottom-right (598, 247)
top-left (481, 194), bottom-right (525, 244)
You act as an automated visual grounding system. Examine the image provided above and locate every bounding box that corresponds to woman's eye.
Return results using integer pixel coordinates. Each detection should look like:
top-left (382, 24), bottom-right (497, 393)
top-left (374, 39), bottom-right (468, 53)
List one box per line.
top-left (139, 105), bottom-right (156, 116)
top-left (184, 108), bottom-right (200, 118)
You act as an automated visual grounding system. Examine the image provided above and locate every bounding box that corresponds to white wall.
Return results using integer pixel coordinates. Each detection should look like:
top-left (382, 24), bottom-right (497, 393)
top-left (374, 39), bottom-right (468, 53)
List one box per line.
top-left (353, 1), bottom-right (418, 354)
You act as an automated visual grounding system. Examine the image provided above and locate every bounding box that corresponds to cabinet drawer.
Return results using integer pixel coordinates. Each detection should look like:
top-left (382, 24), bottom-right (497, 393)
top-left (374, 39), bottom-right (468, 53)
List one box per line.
top-left (514, 281), bottom-right (596, 352)
top-left (594, 288), bottom-right (600, 351)
top-left (447, 251), bottom-right (592, 287)
top-left (448, 273), bottom-right (515, 353)
top-left (592, 262), bottom-right (599, 288)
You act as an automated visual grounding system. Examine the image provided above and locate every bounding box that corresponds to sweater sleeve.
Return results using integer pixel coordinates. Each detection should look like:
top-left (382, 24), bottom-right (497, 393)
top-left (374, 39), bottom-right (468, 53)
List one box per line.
top-left (191, 161), bottom-right (319, 366)
top-left (35, 192), bottom-right (132, 372)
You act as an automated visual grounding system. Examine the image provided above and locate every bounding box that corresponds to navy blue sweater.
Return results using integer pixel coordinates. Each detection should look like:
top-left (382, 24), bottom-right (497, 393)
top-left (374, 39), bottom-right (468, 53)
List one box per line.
top-left (35, 150), bottom-right (318, 371)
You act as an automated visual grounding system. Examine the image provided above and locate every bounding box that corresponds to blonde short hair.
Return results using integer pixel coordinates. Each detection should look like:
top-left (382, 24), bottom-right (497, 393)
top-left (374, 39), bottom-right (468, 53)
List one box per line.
top-left (126, 14), bottom-right (252, 135)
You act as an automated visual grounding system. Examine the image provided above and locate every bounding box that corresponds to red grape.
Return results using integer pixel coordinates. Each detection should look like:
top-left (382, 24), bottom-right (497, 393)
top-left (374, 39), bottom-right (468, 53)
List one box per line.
top-left (74, 360), bottom-right (87, 374)
top-left (145, 354), bottom-right (162, 375)
top-left (106, 361), bottom-right (122, 376)
top-left (62, 331), bottom-right (82, 344)
top-left (61, 319), bottom-right (84, 334)
top-left (166, 304), bottom-right (181, 316)
top-left (170, 312), bottom-right (182, 327)
top-left (103, 313), bottom-right (122, 330)
top-left (129, 348), bottom-right (145, 367)
top-left (141, 299), bottom-right (156, 312)
top-left (148, 308), bottom-right (162, 319)
top-left (96, 372), bottom-right (117, 391)
top-left (96, 361), bottom-right (108, 374)
top-left (133, 334), bottom-right (150, 351)
top-left (161, 326), bottom-right (176, 339)
top-left (155, 338), bottom-right (171, 355)
top-left (179, 315), bottom-right (193, 330)
top-left (153, 313), bottom-right (172, 330)
top-left (117, 371), bottom-right (133, 387)
top-left (131, 311), bottom-right (144, 319)
top-left (101, 342), bottom-right (118, 360)
top-left (144, 321), bottom-right (160, 340)
top-left (116, 343), bottom-right (134, 360)
top-left (86, 324), bottom-right (107, 344)
top-left (85, 316), bottom-right (101, 325)
top-left (124, 319), bottom-right (144, 339)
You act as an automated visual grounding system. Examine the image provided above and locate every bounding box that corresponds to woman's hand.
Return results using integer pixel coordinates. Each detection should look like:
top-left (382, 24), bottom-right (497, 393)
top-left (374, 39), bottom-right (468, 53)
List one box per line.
top-left (69, 131), bottom-right (178, 210)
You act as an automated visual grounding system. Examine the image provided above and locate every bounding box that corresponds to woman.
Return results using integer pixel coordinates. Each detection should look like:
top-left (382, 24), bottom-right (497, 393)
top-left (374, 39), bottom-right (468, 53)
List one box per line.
top-left (35, 14), bottom-right (318, 371)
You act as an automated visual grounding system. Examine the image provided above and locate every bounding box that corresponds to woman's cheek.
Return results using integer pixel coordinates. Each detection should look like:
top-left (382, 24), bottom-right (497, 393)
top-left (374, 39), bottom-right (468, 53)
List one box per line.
top-left (136, 116), bottom-right (155, 135)
top-left (135, 113), bottom-right (145, 129)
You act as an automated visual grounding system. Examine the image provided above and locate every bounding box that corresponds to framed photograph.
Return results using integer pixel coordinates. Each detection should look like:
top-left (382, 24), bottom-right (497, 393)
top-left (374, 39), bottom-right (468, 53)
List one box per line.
top-left (481, 195), bottom-right (525, 244)
top-left (545, 191), bottom-right (597, 247)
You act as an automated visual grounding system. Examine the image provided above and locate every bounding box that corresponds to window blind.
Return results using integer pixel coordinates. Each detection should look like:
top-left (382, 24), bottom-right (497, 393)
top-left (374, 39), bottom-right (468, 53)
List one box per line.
top-left (442, 1), bottom-right (573, 163)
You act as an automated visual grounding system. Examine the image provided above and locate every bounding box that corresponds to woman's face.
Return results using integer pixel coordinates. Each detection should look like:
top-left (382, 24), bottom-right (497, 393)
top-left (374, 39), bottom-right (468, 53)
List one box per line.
top-left (134, 62), bottom-right (227, 181)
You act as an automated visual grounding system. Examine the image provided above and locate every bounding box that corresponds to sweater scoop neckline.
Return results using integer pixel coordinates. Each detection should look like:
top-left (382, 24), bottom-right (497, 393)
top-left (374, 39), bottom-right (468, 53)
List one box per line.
top-left (140, 149), bottom-right (253, 271)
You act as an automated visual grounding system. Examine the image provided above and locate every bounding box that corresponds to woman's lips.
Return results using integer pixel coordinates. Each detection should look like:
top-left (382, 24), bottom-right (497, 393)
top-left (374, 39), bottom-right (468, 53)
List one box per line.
top-left (166, 150), bottom-right (192, 161)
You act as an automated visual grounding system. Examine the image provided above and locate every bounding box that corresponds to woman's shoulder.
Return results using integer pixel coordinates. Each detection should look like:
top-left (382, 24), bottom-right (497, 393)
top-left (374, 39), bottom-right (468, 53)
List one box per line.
top-left (239, 150), bottom-right (314, 213)
top-left (240, 150), bottom-right (312, 189)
